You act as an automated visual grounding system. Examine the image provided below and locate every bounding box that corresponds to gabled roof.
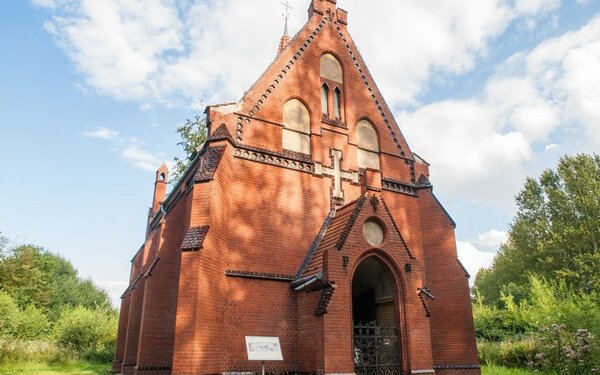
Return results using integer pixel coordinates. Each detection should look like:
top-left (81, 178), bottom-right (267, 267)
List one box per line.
top-left (236, 0), bottom-right (413, 159)
top-left (294, 193), bottom-right (417, 289)
top-left (296, 195), bottom-right (367, 280)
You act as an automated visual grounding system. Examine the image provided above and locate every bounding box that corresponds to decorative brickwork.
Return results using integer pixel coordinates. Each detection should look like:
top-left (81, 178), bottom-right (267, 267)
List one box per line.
top-left (236, 17), bottom-right (329, 143)
top-left (296, 210), bottom-right (336, 279)
top-left (382, 178), bottom-right (418, 196)
top-left (113, 1), bottom-right (480, 374)
top-left (234, 146), bottom-right (314, 174)
top-left (208, 123), bottom-right (235, 143)
top-left (333, 23), bottom-right (407, 157)
top-left (418, 291), bottom-right (432, 318)
top-left (180, 226), bottom-right (209, 251)
top-left (225, 270), bottom-right (295, 282)
top-left (194, 146), bottom-right (226, 183)
top-left (282, 149), bottom-right (313, 162)
top-left (314, 283), bottom-right (336, 316)
top-left (381, 198), bottom-right (415, 260)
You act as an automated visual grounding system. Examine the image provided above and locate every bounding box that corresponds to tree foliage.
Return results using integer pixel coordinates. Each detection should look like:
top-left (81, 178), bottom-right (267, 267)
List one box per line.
top-left (171, 115), bottom-right (207, 182)
top-left (0, 236), bottom-right (117, 364)
top-left (475, 275), bottom-right (600, 370)
top-left (0, 244), bottom-right (111, 317)
top-left (475, 153), bottom-right (600, 304)
top-left (0, 292), bottom-right (20, 338)
top-left (52, 306), bottom-right (117, 355)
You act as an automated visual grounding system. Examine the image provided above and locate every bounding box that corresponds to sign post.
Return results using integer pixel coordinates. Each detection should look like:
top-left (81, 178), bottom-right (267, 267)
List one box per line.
top-left (245, 336), bottom-right (283, 375)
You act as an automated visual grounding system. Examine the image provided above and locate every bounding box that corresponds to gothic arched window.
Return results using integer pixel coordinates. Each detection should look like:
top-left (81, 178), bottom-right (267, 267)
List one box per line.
top-left (357, 120), bottom-right (380, 169)
top-left (321, 84), bottom-right (329, 116)
top-left (333, 88), bottom-right (341, 119)
top-left (320, 54), bottom-right (344, 122)
top-left (320, 54), bottom-right (343, 83)
top-left (283, 99), bottom-right (311, 155)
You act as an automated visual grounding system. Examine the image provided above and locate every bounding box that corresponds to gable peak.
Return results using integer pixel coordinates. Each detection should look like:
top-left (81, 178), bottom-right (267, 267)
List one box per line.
top-left (308, 0), bottom-right (348, 26)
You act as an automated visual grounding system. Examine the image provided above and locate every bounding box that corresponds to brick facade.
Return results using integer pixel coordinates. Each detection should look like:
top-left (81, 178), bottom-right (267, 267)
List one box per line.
top-left (112, 1), bottom-right (480, 374)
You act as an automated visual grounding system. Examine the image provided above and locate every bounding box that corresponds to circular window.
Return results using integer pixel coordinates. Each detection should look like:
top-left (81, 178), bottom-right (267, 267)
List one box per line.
top-left (363, 219), bottom-right (384, 246)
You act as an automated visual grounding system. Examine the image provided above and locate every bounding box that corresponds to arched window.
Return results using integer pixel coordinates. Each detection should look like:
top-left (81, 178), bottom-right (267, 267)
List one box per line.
top-left (333, 88), bottom-right (341, 119)
top-left (357, 120), bottom-right (380, 169)
top-left (320, 54), bottom-right (344, 122)
top-left (321, 84), bottom-right (329, 116)
top-left (282, 99), bottom-right (311, 155)
top-left (320, 54), bottom-right (343, 83)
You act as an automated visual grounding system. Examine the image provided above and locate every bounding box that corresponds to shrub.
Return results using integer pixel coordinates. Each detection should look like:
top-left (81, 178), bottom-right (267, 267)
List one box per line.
top-left (0, 292), bottom-right (20, 338)
top-left (0, 338), bottom-right (67, 365)
top-left (478, 338), bottom-right (537, 368)
top-left (52, 305), bottom-right (117, 359)
top-left (531, 324), bottom-right (600, 374)
top-left (17, 305), bottom-right (50, 340)
top-left (519, 276), bottom-right (600, 338)
top-left (473, 292), bottom-right (532, 341)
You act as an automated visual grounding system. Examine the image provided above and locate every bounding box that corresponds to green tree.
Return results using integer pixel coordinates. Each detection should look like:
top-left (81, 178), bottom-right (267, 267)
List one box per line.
top-left (475, 153), bottom-right (600, 304)
top-left (0, 245), bottom-right (49, 308)
top-left (171, 115), bottom-right (207, 182)
top-left (0, 244), bottom-right (111, 315)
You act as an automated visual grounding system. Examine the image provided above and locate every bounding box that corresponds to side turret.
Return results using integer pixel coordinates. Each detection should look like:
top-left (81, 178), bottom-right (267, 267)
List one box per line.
top-left (146, 164), bottom-right (168, 236)
top-left (151, 164), bottom-right (169, 214)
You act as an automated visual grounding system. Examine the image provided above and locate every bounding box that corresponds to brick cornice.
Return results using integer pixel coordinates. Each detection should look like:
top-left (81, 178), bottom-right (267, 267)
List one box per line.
top-left (225, 270), bottom-right (294, 282)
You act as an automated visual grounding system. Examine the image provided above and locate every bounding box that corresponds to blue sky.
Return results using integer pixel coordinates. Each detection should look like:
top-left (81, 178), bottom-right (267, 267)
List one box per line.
top-left (1, 0), bottom-right (599, 305)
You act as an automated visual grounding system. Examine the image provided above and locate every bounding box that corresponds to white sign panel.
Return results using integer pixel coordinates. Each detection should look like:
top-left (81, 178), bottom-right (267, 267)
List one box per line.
top-left (245, 336), bottom-right (284, 361)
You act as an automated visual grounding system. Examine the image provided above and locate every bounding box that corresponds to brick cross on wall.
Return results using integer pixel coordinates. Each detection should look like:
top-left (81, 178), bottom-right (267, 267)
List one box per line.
top-left (315, 149), bottom-right (359, 203)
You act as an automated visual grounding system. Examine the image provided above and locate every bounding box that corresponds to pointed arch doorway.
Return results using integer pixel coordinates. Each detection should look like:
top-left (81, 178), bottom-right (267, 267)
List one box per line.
top-left (352, 256), bottom-right (403, 375)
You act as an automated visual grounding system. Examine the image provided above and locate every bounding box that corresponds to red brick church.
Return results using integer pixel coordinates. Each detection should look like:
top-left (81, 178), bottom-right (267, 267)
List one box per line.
top-left (112, 1), bottom-right (480, 374)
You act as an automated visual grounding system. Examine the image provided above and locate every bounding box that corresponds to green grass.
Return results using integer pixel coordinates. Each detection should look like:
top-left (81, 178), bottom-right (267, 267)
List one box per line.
top-left (0, 363), bottom-right (109, 375)
top-left (482, 365), bottom-right (536, 374)
top-left (0, 364), bottom-right (541, 375)
top-left (0, 364), bottom-right (540, 375)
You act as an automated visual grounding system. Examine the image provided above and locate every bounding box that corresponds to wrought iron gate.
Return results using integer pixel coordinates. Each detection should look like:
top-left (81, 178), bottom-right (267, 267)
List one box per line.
top-left (353, 324), bottom-right (402, 375)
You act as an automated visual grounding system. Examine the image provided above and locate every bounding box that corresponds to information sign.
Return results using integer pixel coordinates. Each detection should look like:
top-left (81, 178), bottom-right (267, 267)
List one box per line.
top-left (245, 336), bottom-right (284, 361)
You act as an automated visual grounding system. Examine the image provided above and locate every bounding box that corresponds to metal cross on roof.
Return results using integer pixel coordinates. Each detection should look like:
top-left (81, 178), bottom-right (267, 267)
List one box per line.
top-left (281, 0), bottom-right (292, 35)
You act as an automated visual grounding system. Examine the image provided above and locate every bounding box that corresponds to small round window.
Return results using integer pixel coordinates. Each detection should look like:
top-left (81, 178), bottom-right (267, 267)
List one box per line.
top-left (363, 219), bottom-right (384, 246)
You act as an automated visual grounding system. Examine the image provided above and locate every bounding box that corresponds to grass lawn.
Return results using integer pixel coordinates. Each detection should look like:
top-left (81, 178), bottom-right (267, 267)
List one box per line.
top-left (0, 363), bottom-right (109, 375)
top-left (0, 363), bottom-right (536, 375)
top-left (482, 365), bottom-right (535, 374)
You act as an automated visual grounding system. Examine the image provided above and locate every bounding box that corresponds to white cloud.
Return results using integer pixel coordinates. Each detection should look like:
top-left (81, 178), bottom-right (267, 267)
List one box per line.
top-left (513, 0), bottom-right (560, 17)
top-left (122, 145), bottom-right (164, 172)
top-left (520, 15), bottom-right (600, 144)
top-left (81, 126), bottom-right (119, 140)
top-left (36, 0), bottom-right (561, 107)
top-left (45, 0), bottom-right (185, 103)
top-left (398, 98), bottom-right (532, 205)
top-left (31, 0), bottom-right (57, 9)
top-left (344, 0), bottom-right (513, 105)
top-left (478, 229), bottom-right (508, 248)
top-left (81, 127), bottom-right (166, 173)
top-left (400, 15), bottom-right (600, 207)
top-left (95, 280), bottom-right (128, 308)
top-left (457, 241), bottom-right (497, 284)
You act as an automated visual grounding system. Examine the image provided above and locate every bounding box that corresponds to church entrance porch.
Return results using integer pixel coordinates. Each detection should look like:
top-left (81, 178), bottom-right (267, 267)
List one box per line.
top-left (352, 256), bottom-right (403, 375)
